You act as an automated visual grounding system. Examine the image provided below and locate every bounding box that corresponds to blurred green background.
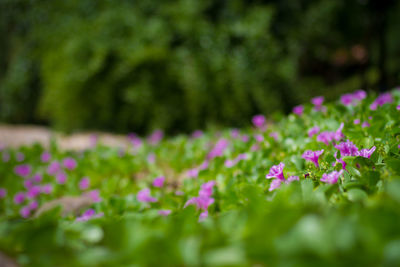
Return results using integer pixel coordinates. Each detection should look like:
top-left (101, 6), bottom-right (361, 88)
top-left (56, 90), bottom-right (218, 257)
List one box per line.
top-left (1, 0), bottom-right (399, 135)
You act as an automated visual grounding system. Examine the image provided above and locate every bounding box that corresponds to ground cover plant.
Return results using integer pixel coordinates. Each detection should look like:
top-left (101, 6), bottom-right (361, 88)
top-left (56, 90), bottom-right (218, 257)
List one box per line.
top-left (1, 89), bottom-right (400, 266)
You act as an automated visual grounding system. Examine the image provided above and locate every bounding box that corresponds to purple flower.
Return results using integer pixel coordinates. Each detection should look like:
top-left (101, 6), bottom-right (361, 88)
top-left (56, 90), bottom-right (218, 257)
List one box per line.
top-left (293, 105), bottom-right (304, 116)
top-left (335, 140), bottom-right (359, 157)
top-left (302, 149), bottom-right (324, 168)
top-left (79, 177), bottom-right (90, 190)
top-left (0, 188), bottom-right (7, 198)
top-left (362, 122), bottom-right (370, 128)
top-left (63, 157), bottom-right (77, 170)
top-left (27, 186), bottom-right (41, 199)
top-left (90, 134), bottom-right (99, 147)
top-left (287, 176), bottom-right (300, 182)
top-left (16, 152), bottom-right (25, 162)
top-left (321, 170), bottom-right (343, 184)
top-left (317, 123), bottom-right (344, 145)
top-left (397, 105), bottom-right (400, 111)
top-left (41, 184), bottom-right (53, 194)
top-left (24, 179), bottom-right (33, 189)
top-left (341, 93), bottom-right (354, 106)
top-left (137, 188), bottom-right (157, 203)
top-left (199, 181), bottom-right (216, 198)
top-left (230, 129), bottom-right (240, 139)
top-left (14, 164), bottom-right (31, 177)
top-left (32, 174), bottom-right (42, 183)
top-left (41, 152), bottom-right (51, 163)
top-left (158, 209), bottom-right (172, 216)
top-left (56, 172), bottom-right (67, 184)
top-left (192, 130), bottom-right (203, 138)
top-left (76, 209), bottom-right (104, 222)
top-left (311, 96), bottom-right (324, 106)
top-left (14, 192), bottom-right (25, 204)
top-left (47, 161), bottom-right (61, 175)
top-left (28, 200), bottom-right (38, 210)
top-left (266, 163), bottom-right (285, 180)
top-left (86, 190), bottom-right (102, 203)
top-left (199, 210), bottom-right (209, 221)
top-left (241, 135), bottom-right (249, 142)
top-left (252, 114), bottom-right (266, 128)
top-left (148, 129), bottom-right (164, 145)
top-left (254, 134), bottom-right (264, 142)
top-left (370, 92), bottom-right (393, 110)
top-left (184, 181), bottom-right (216, 220)
top-left (250, 144), bottom-right (260, 151)
top-left (269, 132), bottom-right (279, 141)
top-left (187, 168), bottom-right (199, 178)
top-left (354, 119), bottom-right (360, 125)
top-left (308, 126), bottom-right (320, 138)
top-left (207, 139), bottom-right (229, 159)
top-left (268, 175), bottom-right (299, 191)
top-left (353, 90), bottom-right (367, 100)
top-left (199, 161), bottom-right (209, 170)
top-left (224, 159), bottom-right (235, 168)
top-left (20, 206), bottom-right (31, 218)
top-left (358, 146), bottom-right (376, 158)
top-left (153, 176), bottom-right (165, 188)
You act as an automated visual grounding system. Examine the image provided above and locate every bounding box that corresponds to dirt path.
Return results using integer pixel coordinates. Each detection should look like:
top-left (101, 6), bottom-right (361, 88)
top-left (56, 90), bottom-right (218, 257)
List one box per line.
top-left (0, 124), bottom-right (130, 150)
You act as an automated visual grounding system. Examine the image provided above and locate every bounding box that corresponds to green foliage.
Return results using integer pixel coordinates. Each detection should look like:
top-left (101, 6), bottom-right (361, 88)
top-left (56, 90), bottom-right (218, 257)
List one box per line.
top-left (1, 0), bottom-right (400, 133)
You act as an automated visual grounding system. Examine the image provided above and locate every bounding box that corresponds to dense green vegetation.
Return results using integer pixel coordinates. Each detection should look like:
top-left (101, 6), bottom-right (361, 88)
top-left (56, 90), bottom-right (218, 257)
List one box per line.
top-left (1, 89), bottom-right (400, 266)
top-left (1, 0), bottom-right (400, 134)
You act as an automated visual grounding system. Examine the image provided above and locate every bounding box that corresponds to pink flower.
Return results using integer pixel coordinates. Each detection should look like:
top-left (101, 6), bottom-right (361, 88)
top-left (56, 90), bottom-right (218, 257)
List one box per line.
top-left (76, 209), bottom-right (104, 222)
top-left (47, 161), bottom-right (61, 175)
top-left (254, 134), bottom-right (264, 142)
top-left (27, 185), bottom-right (41, 199)
top-left (362, 122), bottom-right (370, 128)
top-left (63, 157), bottom-right (77, 170)
top-left (199, 161), bottom-right (209, 170)
top-left (252, 114), bottom-right (266, 128)
top-left (269, 132), bottom-right (279, 141)
top-left (86, 190), bottom-right (102, 202)
top-left (311, 96), bottom-right (324, 106)
top-left (341, 93), bottom-right (354, 106)
top-left (41, 152), bottom-right (51, 163)
top-left (0, 188), bottom-right (7, 198)
top-left (32, 174), bottom-right (42, 183)
top-left (317, 123), bottom-right (344, 145)
top-left (14, 164), bottom-right (31, 177)
top-left (287, 176), bottom-right (299, 182)
top-left (56, 172), bottom-right (67, 184)
top-left (224, 159), bottom-right (235, 168)
top-left (293, 105), bottom-right (304, 116)
top-left (137, 188), bottom-right (157, 203)
top-left (321, 170), bottom-right (343, 184)
top-left (184, 181), bottom-right (215, 220)
top-left (153, 176), bottom-right (165, 188)
top-left (397, 105), bottom-right (400, 111)
top-left (41, 184), bottom-right (53, 194)
top-left (230, 129), bottom-right (240, 139)
top-left (23, 179), bottom-right (33, 190)
top-left (335, 140), bottom-right (359, 157)
top-left (308, 126), bottom-right (320, 138)
top-left (341, 90), bottom-right (367, 106)
top-left (187, 168), bottom-right (199, 178)
top-left (251, 144), bottom-right (260, 151)
top-left (353, 90), bottom-right (367, 100)
top-left (28, 200), bottom-right (38, 210)
top-left (16, 152), bottom-right (25, 162)
top-left (268, 175), bottom-right (299, 191)
top-left (148, 129), bottom-right (164, 145)
top-left (354, 119), bottom-right (360, 125)
top-left (266, 163), bottom-right (285, 180)
top-left (207, 139), bottom-right (229, 159)
top-left (20, 206), bottom-right (31, 218)
top-left (302, 149), bottom-right (324, 168)
top-left (241, 135), bottom-right (249, 142)
top-left (358, 146), bottom-right (376, 158)
top-left (192, 130), bottom-right (203, 138)
top-left (158, 209), bottom-right (172, 216)
top-left (370, 92), bottom-right (393, 110)
top-left (199, 210), bottom-right (209, 221)
top-left (14, 192), bottom-right (25, 204)
top-left (79, 177), bottom-right (90, 190)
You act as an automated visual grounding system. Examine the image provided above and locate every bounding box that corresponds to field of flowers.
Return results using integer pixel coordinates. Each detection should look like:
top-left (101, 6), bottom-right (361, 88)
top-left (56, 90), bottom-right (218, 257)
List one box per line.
top-left (1, 89), bottom-right (400, 266)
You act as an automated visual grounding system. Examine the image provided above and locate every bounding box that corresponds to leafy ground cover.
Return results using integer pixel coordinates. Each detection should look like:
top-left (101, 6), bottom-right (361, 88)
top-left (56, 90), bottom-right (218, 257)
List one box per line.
top-left (1, 89), bottom-right (400, 266)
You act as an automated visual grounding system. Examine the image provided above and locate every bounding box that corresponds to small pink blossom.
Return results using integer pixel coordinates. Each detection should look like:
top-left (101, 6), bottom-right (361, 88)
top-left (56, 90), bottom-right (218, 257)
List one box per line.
top-left (266, 163), bottom-right (285, 180)
top-left (230, 129), bottom-right (240, 139)
top-left (302, 149), bottom-right (324, 168)
top-left (353, 119), bottom-right (360, 125)
top-left (23, 179), bottom-right (33, 190)
top-left (397, 105), bottom-right (400, 111)
top-left (187, 168), bottom-right (199, 178)
top-left (158, 209), bottom-right (172, 216)
top-left (252, 114), bottom-right (266, 128)
top-left (362, 122), bottom-right (370, 128)
top-left (321, 170), bottom-right (343, 184)
top-left (311, 96), bottom-right (324, 106)
top-left (254, 134), bottom-right (264, 142)
top-left (269, 132), bottom-right (279, 141)
top-left (56, 172), bottom-right (67, 184)
top-left (0, 188), bottom-right (7, 198)
top-left (41, 152), bottom-right (51, 163)
top-left (20, 206), bottom-right (30, 218)
top-left (370, 92), bottom-right (393, 110)
top-left (32, 174), bottom-right (42, 183)
top-left (148, 129), bottom-right (164, 145)
top-left (79, 177), bottom-right (90, 190)
top-left (26, 185), bottom-right (41, 199)
top-left (293, 105), bottom-right (304, 116)
top-left (41, 184), bottom-right (53, 194)
top-left (207, 139), bottom-right (229, 159)
top-left (14, 164), bottom-right (31, 177)
top-left (86, 190), bottom-right (102, 203)
top-left (76, 209), bottom-right (104, 222)
top-left (335, 140), bottom-right (359, 157)
top-left (308, 126), bottom-right (320, 138)
top-left (153, 176), bottom-right (165, 188)
top-left (47, 161), bottom-right (61, 175)
top-left (14, 192), bottom-right (25, 204)
top-left (63, 157), bottom-right (77, 170)
top-left (28, 200), bottom-right (38, 210)
top-left (137, 188), bottom-right (157, 203)
top-left (241, 135), bottom-right (249, 142)
top-left (358, 146), bottom-right (376, 158)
